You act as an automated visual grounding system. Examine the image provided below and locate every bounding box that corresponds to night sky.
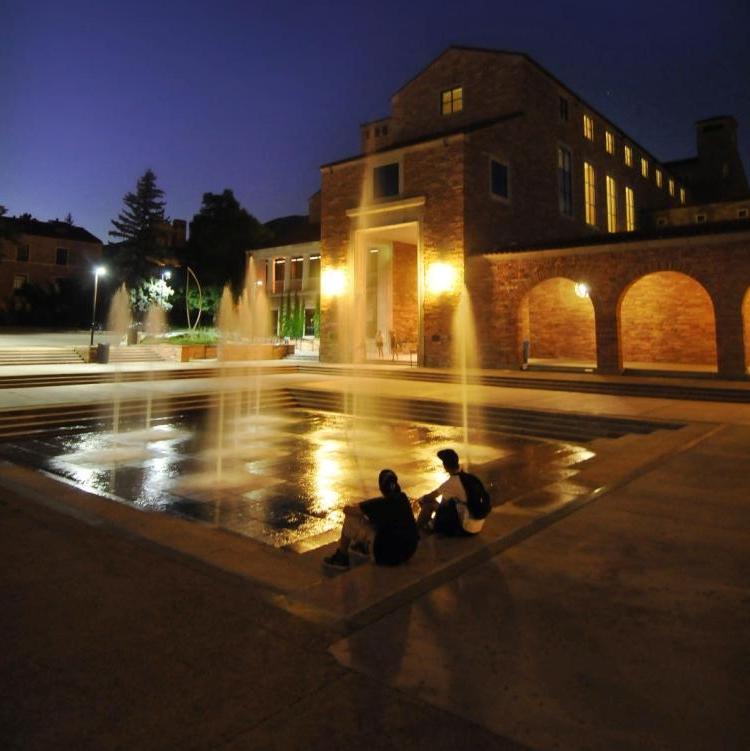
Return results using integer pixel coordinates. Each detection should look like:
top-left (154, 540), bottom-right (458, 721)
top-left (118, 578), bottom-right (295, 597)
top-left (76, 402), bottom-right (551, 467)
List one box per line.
top-left (2, 0), bottom-right (748, 243)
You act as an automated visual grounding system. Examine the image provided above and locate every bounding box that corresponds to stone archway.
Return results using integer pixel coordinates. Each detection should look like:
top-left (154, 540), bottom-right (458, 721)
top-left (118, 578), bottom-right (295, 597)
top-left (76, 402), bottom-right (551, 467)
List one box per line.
top-left (619, 271), bottom-right (717, 372)
top-left (519, 277), bottom-right (596, 368)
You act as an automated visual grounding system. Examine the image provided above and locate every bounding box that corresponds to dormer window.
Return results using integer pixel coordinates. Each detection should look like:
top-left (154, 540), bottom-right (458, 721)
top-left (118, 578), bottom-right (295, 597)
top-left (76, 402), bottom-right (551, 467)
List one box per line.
top-left (441, 86), bottom-right (463, 115)
top-left (373, 162), bottom-right (400, 199)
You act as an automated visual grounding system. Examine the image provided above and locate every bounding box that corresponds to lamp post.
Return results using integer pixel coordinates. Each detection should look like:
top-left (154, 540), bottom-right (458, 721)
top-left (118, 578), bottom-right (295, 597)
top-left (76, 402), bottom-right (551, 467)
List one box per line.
top-left (89, 266), bottom-right (106, 347)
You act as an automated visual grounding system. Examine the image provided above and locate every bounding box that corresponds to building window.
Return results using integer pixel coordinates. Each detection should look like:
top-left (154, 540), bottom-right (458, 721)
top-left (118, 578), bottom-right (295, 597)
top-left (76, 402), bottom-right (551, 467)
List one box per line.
top-left (273, 258), bottom-right (285, 293)
top-left (640, 158), bottom-right (649, 178)
top-left (308, 254), bottom-right (320, 281)
top-left (625, 187), bottom-right (635, 232)
top-left (657, 217), bottom-right (668, 227)
top-left (304, 308), bottom-right (316, 337)
top-left (668, 178), bottom-right (675, 196)
top-left (559, 97), bottom-right (569, 122)
top-left (373, 162), bottom-right (400, 199)
top-left (680, 187), bottom-right (686, 204)
top-left (558, 146), bottom-right (573, 217)
top-left (738, 208), bottom-right (749, 219)
top-left (441, 87), bottom-right (463, 115)
top-left (624, 144), bottom-right (633, 167)
top-left (16, 245), bottom-right (29, 262)
top-left (695, 213), bottom-right (707, 224)
top-left (490, 159), bottom-right (509, 200)
top-left (583, 114), bottom-right (594, 141)
top-left (655, 169), bottom-right (663, 188)
top-left (290, 256), bottom-right (303, 290)
top-left (584, 162), bottom-right (596, 226)
top-left (606, 176), bottom-right (617, 233)
top-left (605, 131), bottom-right (614, 155)
top-left (13, 274), bottom-right (27, 290)
top-left (55, 247), bottom-right (68, 265)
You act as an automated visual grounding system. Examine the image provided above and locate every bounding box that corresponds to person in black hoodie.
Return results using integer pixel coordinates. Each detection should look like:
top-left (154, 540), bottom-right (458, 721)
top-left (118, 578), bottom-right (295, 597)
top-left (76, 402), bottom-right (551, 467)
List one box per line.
top-left (323, 469), bottom-right (418, 570)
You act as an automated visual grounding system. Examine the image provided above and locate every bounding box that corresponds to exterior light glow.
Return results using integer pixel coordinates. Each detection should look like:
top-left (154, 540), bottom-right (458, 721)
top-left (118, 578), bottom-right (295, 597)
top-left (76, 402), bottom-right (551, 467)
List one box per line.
top-left (255, 279), bottom-right (264, 286)
top-left (162, 270), bottom-right (172, 280)
top-left (321, 268), bottom-right (346, 297)
top-left (575, 282), bottom-right (590, 298)
top-left (426, 262), bottom-right (457, 295)
top-left (95, 266), bottom-right (106, 277)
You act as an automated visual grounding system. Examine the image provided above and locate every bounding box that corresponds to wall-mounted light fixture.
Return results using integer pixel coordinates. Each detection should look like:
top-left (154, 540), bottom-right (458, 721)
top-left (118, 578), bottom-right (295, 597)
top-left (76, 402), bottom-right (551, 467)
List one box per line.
top-left (321, 268), bottom-right (346, 297)
top-left (575, 282), bottom-right (591, 299)
top-left (426, 262), bottom-right (457, 295)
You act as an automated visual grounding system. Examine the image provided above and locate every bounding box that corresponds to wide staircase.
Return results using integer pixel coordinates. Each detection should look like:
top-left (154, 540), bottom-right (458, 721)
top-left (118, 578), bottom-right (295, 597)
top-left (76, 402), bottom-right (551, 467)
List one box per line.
top-left (0, 348), bottom-right (85, 366)
top-left (106, 346), bottom-right (166, 363)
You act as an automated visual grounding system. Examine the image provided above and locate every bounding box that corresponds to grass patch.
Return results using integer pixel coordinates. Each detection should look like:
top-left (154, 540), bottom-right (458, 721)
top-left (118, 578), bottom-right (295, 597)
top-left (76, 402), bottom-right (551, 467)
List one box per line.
top-left (141, 328), bottom-right (219, 345)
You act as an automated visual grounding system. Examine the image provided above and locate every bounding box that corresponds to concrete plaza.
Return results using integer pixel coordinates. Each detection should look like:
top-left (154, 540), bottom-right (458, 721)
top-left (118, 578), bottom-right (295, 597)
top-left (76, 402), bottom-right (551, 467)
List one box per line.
top-left (0, 359), bottom-right (748, 750)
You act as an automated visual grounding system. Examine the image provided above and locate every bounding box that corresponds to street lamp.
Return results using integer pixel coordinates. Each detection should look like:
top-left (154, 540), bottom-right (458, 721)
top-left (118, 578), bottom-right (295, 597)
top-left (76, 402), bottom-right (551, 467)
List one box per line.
top-left (89, 266), bottom-right (106, 346)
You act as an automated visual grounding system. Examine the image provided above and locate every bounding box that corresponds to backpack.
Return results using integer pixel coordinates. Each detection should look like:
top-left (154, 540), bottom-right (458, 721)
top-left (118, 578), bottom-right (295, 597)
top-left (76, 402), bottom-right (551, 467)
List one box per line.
top-left (458, 471), bottom-right (492, 519)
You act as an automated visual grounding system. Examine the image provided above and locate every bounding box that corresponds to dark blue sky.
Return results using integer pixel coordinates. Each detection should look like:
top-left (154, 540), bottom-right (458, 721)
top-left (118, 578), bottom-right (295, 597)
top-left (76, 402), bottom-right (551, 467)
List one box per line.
top-left (2, 0), bottom-right (748, 242)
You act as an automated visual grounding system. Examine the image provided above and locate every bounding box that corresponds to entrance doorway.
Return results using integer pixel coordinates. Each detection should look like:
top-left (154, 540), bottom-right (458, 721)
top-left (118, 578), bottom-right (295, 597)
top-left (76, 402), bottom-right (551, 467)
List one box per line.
top-left (354, 223), bottom-right (420, 363)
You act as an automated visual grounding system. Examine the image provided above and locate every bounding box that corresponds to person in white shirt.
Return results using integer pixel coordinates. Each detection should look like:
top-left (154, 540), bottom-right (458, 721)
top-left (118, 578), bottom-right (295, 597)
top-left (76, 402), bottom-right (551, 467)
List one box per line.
top-left (416, 448), bottom-right (485, 536)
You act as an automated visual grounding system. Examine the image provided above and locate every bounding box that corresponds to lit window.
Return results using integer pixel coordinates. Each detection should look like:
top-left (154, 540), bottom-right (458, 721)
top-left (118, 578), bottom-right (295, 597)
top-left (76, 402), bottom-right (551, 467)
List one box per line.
top-left (490, 159), bottom-right (509, 199)
top-left (290, 256), bottom-right (303, 289)
top-left (13, 274), bottom-right (27, 290)
top-left (584, 161), bottom-right (596, 226)
top-left (625, 187), bottom-right (635, 231)
top-left (441, 87), bottom-right (463, 115)
top-left (655, 169), bottom-right (663, 188)
top-left (680, 187), bottom-right (686, 204)
top-left (695, 214), bottom-right (706, 224)
top-left (373, 162), bottom-right (400, 198)
top-left (624, 144), bottom-right (633, 167)
top-left (304, 309), bottom-right (316, 337)
top-left (308, 254), bottom-right (321, 279)
top-left (668, 178), bottom-right (675, 196)
top-left (605, 131), bottom-right (614, 154)
top-left (738, 208), bottom-right (749, 219)
top-left (583, 114), bottom-right (594, 141)
top-left (559, 97), bottom-right (569, 122)
top-left (16, 245), bottom-right (29, 262)
top-left (640, 158), bottom-right (649, 178)
top-left (558, 146), bottom-right (573, 217)
top-left (606, 176), bottom-right (617, 232)
top-left (273, 258), bottom-right (285, 293)
top-left (55, 247), bottom-right (68, 266)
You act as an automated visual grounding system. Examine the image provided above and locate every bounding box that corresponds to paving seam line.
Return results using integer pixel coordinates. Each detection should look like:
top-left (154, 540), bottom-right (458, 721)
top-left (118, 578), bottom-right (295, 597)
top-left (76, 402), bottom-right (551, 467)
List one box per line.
top-left (332, 422), bottom-right (727, 635)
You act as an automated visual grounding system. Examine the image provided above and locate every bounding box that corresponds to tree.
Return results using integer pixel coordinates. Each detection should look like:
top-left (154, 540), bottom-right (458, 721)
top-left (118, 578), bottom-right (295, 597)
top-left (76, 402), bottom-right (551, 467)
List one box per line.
top-left (109, 169), bottom-right (167, 285)
top-left (64, 212), bottom-right (74, 225)
top-left (129, 277), bottom-right (175, 313)
top-left (187, 189), bottom-right (268, 296)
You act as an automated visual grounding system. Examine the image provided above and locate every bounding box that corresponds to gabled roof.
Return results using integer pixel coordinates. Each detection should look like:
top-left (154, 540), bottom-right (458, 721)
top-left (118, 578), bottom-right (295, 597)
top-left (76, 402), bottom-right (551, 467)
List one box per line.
top-left (0, 216), bottom-right (102, 244)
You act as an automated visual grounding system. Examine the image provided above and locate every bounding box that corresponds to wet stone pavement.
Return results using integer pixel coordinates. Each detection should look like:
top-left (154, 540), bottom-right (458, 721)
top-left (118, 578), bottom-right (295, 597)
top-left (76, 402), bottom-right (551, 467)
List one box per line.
top-left (0, 403), bottom-right (595, 550)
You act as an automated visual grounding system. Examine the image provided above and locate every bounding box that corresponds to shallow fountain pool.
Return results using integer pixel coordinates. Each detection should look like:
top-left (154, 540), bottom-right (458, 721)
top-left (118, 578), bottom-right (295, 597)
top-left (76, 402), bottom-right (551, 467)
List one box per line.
top-left (0, 405), bottom-right (595, 549)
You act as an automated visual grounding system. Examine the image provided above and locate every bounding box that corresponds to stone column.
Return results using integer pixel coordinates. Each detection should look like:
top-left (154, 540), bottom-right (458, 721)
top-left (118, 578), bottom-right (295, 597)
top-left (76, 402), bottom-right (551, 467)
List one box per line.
top-left (593, 297), bottom-right (621, 375)
top-left (714, 292), bottom-right (746, 379)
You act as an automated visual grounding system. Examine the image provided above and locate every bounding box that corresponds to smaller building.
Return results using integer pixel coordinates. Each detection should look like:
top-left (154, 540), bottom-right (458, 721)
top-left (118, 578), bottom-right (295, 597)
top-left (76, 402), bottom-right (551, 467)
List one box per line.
top-left (247, 198), bottom-right (321, 339)
top-left (0, 215), bottom-right (103, 309)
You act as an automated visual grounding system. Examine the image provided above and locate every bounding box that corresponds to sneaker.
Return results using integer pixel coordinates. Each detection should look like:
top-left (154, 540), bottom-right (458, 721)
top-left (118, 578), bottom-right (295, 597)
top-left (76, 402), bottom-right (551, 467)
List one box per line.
top-left (349, 541), bottom-right (370, 556)
top-left (323, 549), bottom-right (350, 570)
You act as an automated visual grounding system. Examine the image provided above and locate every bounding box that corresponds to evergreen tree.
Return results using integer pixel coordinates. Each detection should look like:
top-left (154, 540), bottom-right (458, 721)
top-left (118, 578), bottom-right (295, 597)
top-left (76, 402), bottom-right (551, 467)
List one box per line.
top-left (109, 169), bottom-right (167, 285)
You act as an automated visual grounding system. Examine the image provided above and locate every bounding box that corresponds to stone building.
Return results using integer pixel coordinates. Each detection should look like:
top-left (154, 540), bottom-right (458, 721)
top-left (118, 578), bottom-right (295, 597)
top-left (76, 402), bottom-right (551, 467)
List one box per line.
top-left (319, 46), bottom-right (750, 377)
top-left (0, 216), bottom-right (103, 309)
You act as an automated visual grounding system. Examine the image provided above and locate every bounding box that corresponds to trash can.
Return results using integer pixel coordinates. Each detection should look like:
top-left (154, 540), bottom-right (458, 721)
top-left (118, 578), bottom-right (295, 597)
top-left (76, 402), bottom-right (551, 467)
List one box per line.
top-left (96, 343), bottom-right (110, 364)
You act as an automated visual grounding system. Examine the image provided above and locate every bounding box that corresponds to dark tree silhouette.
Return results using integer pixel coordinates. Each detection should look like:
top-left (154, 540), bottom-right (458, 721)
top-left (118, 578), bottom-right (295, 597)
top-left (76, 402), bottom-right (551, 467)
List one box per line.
top-left (109, 169), bottom-right (167, 285)
top-left (187, 189), bottom-right (268, 295)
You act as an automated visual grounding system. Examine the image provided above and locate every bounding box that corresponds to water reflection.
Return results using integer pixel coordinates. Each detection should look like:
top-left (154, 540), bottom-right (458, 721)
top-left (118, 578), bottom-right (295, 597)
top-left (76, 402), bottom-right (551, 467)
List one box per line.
top-left (0, 408), bottom-right (597, 550)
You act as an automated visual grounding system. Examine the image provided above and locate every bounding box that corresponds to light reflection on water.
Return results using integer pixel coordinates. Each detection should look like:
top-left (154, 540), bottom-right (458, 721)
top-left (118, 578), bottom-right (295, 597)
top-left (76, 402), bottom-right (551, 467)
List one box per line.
top-left (0, 408), bottom-right (595, 549)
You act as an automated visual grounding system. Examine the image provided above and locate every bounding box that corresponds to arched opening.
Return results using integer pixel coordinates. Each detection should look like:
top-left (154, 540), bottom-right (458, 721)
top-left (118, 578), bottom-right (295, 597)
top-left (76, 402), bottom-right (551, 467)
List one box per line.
top-left (619, 271), bottom-right (717, 373)
top-left (519, 277), bottom-right (596, 370)
top-left (743, 288), bottom-right (750, 374)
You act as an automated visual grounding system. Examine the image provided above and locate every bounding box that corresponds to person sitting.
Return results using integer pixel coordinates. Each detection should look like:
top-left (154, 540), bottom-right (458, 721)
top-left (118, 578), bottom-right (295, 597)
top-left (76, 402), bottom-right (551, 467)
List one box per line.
top-left (417, 448), bottom-right (487, 536)
top-left (323, 469), bottom-right (418, 570)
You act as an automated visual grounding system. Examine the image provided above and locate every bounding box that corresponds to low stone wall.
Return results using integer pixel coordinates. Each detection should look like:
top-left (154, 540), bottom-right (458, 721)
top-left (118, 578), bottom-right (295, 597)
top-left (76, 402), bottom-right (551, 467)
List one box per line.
top-left (217, 343), bottom-right (293, 361)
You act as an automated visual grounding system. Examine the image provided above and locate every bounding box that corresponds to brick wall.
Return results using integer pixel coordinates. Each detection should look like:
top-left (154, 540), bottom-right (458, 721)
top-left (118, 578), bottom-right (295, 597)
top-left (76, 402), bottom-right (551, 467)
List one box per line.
top-left (391, 241), bottom-right (418, 346)
top-left (744, 290), bottom-right (750, 369)
top-left (620, 272), bottom-right (717, 365)
top-left (473, 231), bottom-right (750, 378)
top-left (522, 277), bottom-right (596, 360)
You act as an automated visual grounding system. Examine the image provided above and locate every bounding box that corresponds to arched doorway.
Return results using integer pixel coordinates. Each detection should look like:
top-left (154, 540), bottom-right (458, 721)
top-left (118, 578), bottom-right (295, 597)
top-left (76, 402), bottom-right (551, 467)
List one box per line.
top-left (519, 277), bottom-right (596, 369)
top-left (619, 271), bottom-right (717, 373)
